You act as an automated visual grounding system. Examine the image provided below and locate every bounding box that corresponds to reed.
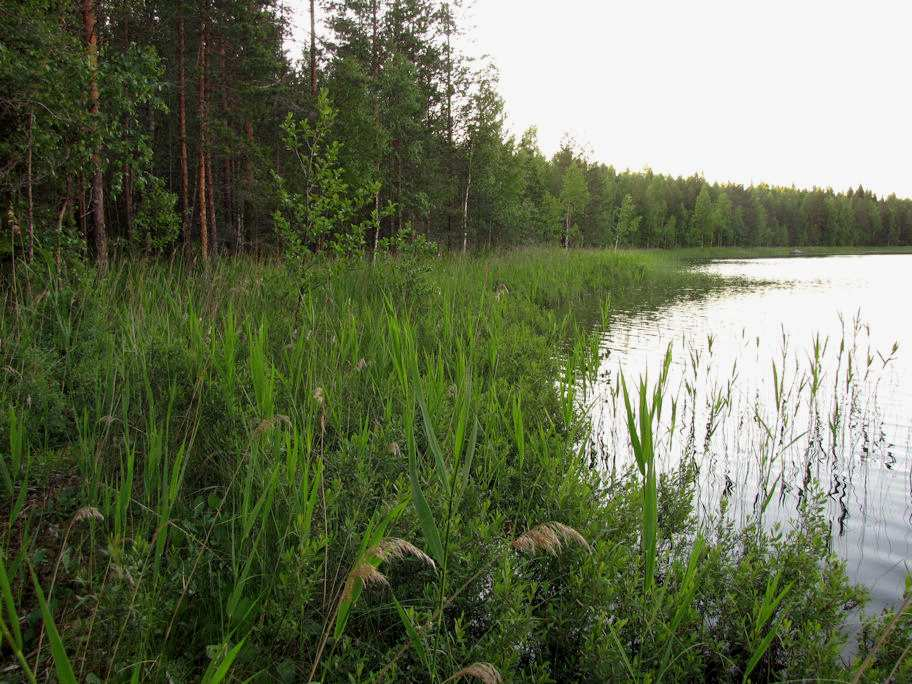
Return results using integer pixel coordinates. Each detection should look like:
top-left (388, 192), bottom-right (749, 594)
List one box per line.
top-left (0, 248), bottom-right (906, 681)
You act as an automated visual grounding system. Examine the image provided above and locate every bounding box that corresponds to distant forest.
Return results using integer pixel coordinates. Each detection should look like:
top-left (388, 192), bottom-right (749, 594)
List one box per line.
top-left (4, 0), bottom-right (912, 267)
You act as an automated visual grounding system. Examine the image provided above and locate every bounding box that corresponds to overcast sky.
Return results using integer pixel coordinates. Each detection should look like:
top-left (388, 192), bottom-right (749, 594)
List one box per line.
top-left (290, 0), bottom-right (912, 198)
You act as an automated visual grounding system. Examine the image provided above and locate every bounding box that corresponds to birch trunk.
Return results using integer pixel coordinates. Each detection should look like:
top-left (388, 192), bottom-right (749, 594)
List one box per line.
top-left (462, 147), bottom-right (473, 254)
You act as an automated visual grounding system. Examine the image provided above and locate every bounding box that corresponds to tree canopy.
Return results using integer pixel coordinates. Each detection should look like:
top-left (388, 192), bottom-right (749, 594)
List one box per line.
top-left (3, 0), bottom-right (911, 264)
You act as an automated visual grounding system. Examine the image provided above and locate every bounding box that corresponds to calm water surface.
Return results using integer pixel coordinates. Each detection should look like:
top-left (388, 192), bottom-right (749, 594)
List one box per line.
top-left (587, 254), bottom-right (912, 616)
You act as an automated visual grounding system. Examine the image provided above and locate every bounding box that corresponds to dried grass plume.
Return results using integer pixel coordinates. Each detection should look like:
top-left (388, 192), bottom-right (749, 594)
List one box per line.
top-left (341, 563), bottom-right (390, 601)
top-left (73, 506), bottom-right (104, 523)
top-left (444, 662), bottom-right (503, 683)
top-left (340, 538), bottom-right (436, 602)
top-left (371, 538), bottom-right (436, 571)
top-left (253, 414), bottom-right (291, 435)
top-left (511, 522), bottom-right (592, 555)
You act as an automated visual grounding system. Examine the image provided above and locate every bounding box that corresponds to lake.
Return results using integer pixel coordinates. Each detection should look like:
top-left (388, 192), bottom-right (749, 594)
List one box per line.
top-left (586, 254), bottom-right (912, 618)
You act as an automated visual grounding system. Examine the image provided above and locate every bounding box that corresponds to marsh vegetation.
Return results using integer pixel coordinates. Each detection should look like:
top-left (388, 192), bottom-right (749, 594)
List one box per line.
top-left (1, 249), bottom-right (910, 682)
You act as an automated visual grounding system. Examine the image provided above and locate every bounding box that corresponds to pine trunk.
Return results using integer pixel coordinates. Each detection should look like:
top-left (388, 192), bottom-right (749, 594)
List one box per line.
top-left (26, 111), bottom-right (34, 261)
top-left (371, 0), bottom-right (381, 260)
top-left (445, 4), bottom-right (453, 242)
top-left (177, 9), bottom-right (191, 241)
top-left (124, 163), bottom-right (133, 241)
top-left (242, 119), bottom-right (254, 250)
top-left (205, 31), bottom-right (217, 251)
top-left (220, 40), bottom-right (232, 253)
top-left (198, 155), bottom-right (209, 259)
top-left (56, 198), bottom-right (69, 268)
top-left (197, 7), bottom-right (209, 261)
top-left (122, 11), bottom-right (133, 244)
top-left (207, 153), bottom-right (217, 253)
top-left (78, 173), bottom-right (88, 242)
top-left (82, 0), bottom-right (108, 269)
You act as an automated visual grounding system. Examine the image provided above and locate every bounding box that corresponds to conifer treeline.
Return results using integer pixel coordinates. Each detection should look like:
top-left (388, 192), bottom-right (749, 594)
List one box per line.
top-left (3, 0), bottom-right (911, 265)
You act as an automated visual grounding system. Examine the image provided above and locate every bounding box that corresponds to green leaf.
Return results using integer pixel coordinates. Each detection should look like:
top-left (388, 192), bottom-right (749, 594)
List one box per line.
top-left (0, 553), bottom-right (22, 649)
top-left (408, 446), bottom-right (444, 565)
top-left (621, 376), bottom-right (644, 474)
top-left (605, 618), bottom-right (636, 680)
top-left (393, 597), bottom-right (432, 676)
top-left (31, 569), bottom-right (77, 684)
top-left (417, 391), bottom-right (450, 489)
top-left (458, 418), bottom-right (479, 497)
top-left (202, 639), bottom-right (246, 684)
top-left (744, 618), bottom-right (790, 683)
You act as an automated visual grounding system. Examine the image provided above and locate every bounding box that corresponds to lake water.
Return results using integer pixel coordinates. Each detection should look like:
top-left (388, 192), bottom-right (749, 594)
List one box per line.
top-left (586, 254), bottom-right (912, 617)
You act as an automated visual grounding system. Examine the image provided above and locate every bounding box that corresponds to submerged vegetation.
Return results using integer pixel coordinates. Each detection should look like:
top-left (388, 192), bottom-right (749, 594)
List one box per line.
top-left (1, 248), bottom-right (910, 681)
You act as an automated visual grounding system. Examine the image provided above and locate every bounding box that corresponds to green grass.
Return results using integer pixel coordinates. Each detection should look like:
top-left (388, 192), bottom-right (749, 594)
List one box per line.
top-left (0, 247), bottom-right (908, 681)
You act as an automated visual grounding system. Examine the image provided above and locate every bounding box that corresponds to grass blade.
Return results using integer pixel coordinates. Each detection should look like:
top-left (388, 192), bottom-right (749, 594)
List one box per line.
top-left (393, 597), bottom-right (432, 676)
top-left (417, 390), bottom-right (451, 489)
top-left (202, 639), bottom-right (246, 684)
top-left (31, 569), bottom-right (77, 684)
top-left (408, 442), bottom-right (444, 566)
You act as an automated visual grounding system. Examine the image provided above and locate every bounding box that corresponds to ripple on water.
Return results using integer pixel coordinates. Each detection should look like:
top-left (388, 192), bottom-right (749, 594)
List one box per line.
top-left (588, 254), bottom-right (912, 615)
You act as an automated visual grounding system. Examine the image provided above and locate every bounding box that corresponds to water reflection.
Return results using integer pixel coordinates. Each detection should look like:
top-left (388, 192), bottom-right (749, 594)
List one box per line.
top-left (586, 255), bottom-right (912, 615)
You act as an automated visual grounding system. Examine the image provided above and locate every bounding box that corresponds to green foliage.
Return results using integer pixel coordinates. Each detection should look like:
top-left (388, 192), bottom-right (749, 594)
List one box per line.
top-left (0, 1), bottom-right (91, 195)
top-left (0, 250), bottom-right (906, 681)
top-left (559, 161), bottom-right (589, 246)
top-left (372, 225), bottom-right (441, 302)
top-left (99, 44), bottom-right (168, 195)
top-left (714, 190), bottom-right (733, 245)
top-left (621, 347), bottom-right (671, 594)
top-left (691, 184), bottom-right (717, 247)
top-left (854, 584), bottom-right (912, 682)
top-left (378, 224), bottom-right (439, 259)
top-left (1, 0), bottom-right (164, 262)
top-left (0, 552), bottom-right (33, 681)
top-left (132, 175), bottom-right (180, 250)
top-left (614, 193), bottom-right (642, 248)
top-left (273, 91), bottom-right (387, 260)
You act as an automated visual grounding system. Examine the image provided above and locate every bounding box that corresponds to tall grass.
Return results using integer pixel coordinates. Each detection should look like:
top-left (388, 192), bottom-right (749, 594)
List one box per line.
top-left (0, 248), bottom-right (907, 681)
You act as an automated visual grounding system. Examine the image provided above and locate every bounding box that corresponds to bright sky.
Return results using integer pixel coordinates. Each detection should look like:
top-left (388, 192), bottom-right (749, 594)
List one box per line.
top-left (466, 0), bottom-right (912, 198)
top-left (289, 1), bottom-right (912, 198)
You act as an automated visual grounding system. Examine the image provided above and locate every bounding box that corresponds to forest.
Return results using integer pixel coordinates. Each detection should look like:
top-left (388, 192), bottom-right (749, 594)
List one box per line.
top-left (4, 0), bottom-right (912, 267)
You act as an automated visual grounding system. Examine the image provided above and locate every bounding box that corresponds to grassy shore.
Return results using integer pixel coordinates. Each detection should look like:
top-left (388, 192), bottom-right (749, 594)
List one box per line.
top-left (1, 248), bottom-right (908, 682)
